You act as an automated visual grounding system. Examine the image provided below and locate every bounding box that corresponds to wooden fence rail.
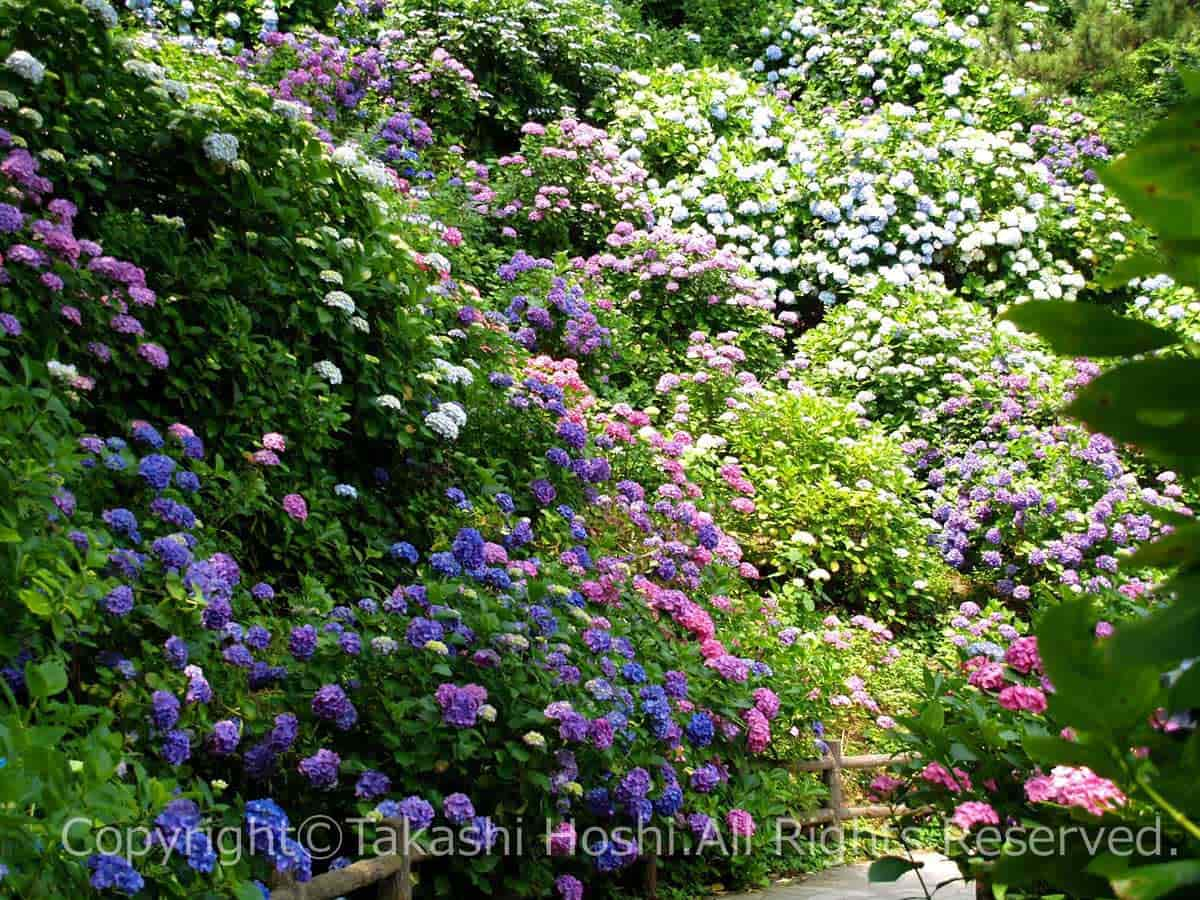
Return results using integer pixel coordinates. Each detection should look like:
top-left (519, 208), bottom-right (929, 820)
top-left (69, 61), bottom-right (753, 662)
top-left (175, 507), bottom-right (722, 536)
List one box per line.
top-left (270, 819), bottom-right (426, 900)
top-left (268, 743), bottom-right (986, 900)
top-left (782, 739), bottom-right (921, 840)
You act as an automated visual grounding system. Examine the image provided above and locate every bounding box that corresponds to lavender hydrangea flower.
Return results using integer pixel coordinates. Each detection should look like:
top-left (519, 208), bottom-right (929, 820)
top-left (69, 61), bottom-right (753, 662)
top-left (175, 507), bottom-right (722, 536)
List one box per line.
top-left (151, 690), bottom-right (180, 730)
top-left (298, 749), bottom-right (341, 789)
top-left (88, 854), bottom-right (144, 895)
top-left (209, 720), bottom-right (240, 755)
top-left (289, 625), bottom-right (318, 660)
top-left (138, 454), bottom-right (176, 490)
top-left (160, 729), bottom-right (191, 765)
top-left (355, 770), bottom-right (392, 800)
top-left (443, 792), bottom-right (475, 824)
top-left (104, 584), bottom-right (134, 616)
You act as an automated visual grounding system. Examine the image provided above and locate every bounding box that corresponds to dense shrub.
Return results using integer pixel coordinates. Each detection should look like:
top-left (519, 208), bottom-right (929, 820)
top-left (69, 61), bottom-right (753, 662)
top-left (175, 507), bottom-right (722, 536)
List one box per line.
top-left (684, 388), bottom-right (953, 619)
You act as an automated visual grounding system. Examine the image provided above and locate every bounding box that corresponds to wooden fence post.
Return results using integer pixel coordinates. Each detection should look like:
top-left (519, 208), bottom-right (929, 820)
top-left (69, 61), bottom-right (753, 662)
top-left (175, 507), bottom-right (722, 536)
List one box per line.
top-left (823, 739), bottom-right (844, 845)
top-left (643, 851), bottom-right (658, 899)
top-left (377, 820), bottom-right (412, 900)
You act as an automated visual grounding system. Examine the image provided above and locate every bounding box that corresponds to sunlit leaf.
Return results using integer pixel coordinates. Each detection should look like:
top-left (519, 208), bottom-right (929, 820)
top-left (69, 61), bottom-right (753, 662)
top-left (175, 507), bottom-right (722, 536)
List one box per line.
top-left (999, 302), bottom-right (1179, 357)
top-left (1100, 99), bottom-right (1200, 242)
top-left (1066, 359), bottom-right (1200, 471)
top-left (1111, 575), bottom-right (1200, 666)
top-left (1111, 861), bottom-right (1200, 900)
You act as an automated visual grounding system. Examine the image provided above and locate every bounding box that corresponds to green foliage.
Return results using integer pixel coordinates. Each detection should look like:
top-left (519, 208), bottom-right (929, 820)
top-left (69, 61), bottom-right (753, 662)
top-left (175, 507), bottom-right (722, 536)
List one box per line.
top-left (383, 0), bottom-right (645, 143)
top-left (697, 389), bottom-right (952, 618)
top-left (997, 80), bottom-right (1200, 900)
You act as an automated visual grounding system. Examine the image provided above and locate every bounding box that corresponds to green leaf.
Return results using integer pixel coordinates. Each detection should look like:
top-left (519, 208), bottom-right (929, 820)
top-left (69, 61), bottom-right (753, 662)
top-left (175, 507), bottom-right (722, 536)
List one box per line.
top-left (1111, 575), bottom-right (1200, 667)
top-left (233, 884), bottom-right (267, 900)
top-left (1181, 69), bottom-right (1200, 98)
top-left (868, 856), bottom-right (923, 883)
top-left (918, 699), bottom-right (944, 733)
top-left (25, 660), bottom-right (68, 699)
top-left (1100, 251), bottom-right (1174, 289)
top-left (949, 742), bottom-right (978, 762)
top-left (1038, 599), bottom-right (1161, 734)
top-left (1100, 99), bottom-right (1200, 243)
top-left (1065, 359), bottom-right (1200, 471)
top-left (999, 302), bottom-right (1179, 357)
top-left (1170, 658), bottom-right (1200, 708)
top-left (1126, 522), bottom-right (1200, 570)
top-left (19, 588), bottom-right (51, 617)
top-left (1111, 861), bottom-right (1200, 900)
top-left (1021, 734), bottom-right (1121, 781)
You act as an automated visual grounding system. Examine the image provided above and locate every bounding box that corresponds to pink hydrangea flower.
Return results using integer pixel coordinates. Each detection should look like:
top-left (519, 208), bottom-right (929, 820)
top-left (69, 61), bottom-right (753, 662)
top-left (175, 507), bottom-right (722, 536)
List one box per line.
top-left (262, 432), bottom-right (287, 452)
top-left (951, 801), bottom-right (1000, 831)
top-left (870, 774), bottom-right (903, 798)
top-left (1024, 766), bottom-right (1126, 816)
top-left (921, 761), bottom-right (973, 793)
top-left (548, 821), bottom-right (576, 856)
top-left (726, 808), bottom-right (756, 837)
top-left (998, 685), bottom-right (1047, 714)
top-left (966, 657), bottom-right (1006, 691)
top-left (1005, 636), bottom-right (1042, 674)
top-left (282, 493), bottom-right (308, 522)
top-left (753, 687), bottom-right (781, 720)
top-left (745, 707), bottom-right (771, 753)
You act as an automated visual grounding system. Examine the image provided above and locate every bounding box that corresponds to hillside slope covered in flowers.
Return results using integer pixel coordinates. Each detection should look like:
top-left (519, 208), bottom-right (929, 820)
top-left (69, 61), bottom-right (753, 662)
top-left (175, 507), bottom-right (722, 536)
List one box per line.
top-left (0, 0), bottom-right (1197, 897)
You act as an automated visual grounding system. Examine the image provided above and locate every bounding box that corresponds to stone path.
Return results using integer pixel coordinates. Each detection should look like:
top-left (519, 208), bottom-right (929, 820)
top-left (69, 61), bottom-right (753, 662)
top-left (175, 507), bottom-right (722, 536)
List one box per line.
top-left (718, 853), bottom-right (973, 900)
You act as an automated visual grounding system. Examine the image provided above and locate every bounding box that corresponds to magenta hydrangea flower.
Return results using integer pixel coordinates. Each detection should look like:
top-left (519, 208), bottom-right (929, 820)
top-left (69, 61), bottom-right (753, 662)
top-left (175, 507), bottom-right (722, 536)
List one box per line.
top-left (998, 685), bottom-right (1047, 714)
top-left (1005, 636), bottom-right (1041, 674)
top-left (726, 808), bottom-right (755, 837)
top-left (951, 801), bottom-right (1000, 831)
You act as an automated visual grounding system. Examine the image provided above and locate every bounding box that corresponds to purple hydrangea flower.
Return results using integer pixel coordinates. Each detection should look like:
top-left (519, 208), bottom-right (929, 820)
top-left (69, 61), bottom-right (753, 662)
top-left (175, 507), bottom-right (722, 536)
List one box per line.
top-left (298, 749), bottom-right (341, 789)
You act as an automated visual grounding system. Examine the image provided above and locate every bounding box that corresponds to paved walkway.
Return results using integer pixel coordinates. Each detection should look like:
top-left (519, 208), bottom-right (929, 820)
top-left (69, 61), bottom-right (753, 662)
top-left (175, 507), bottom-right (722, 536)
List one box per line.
top-left (719, 853), bottom-right (972, 900)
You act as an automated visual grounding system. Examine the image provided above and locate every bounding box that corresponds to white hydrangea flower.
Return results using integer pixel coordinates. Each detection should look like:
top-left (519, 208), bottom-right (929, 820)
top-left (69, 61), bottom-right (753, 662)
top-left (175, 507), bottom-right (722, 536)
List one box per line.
top-left (376, 394), bottom-right (403, 410)
top-left (5, 51), bottom-right (45, 84)
top-left (47, 360), bottom-right (79, 382)
top-left (202, 132), bottom-right (239, 163)
top-left (323, 290), bottom-right (355, 314)
top-left (312, 360), bottom-right (342, 385)
top-left (82, 0), bottom-right (119, 28)
top-left (272, 99), bottom-right (304, 121)
top-left (424, 409), bottom-right (460, 440)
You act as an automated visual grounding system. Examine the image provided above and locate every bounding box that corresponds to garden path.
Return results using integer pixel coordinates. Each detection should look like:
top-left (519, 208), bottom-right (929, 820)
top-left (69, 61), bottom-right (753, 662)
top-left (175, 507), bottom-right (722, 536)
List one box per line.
top-left (718, 853), bottom-right (973, 900)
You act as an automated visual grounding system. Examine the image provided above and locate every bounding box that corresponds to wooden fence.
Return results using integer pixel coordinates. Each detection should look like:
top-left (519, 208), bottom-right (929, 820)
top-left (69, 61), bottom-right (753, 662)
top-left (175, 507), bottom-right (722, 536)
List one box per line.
top-left (782, 740), bottom-right (992, 900)
top-left (268, 742), bottom-right (994, 900)
top-left (269, 819), bottom-right (425, 900)
top-left (781, 738), bottom-right (921, 840)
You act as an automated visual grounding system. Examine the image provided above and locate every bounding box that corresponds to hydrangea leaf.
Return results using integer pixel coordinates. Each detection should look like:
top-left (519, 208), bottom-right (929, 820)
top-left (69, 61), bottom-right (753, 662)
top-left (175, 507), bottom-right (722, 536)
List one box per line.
top-left (1100, 99), bottom-right (1200, 243)
top-left (1065, 359), bottom-right (1200, 472)
top-left (868, 856), bottom-right (922, 883)
top-left (1110, 861), bottom-right (1200, 900)
top-left (24, 659), bottom-right (68, 699)
top-left (1125, 522), bottom-right (1200, 570)
top-left (1110, 575), bottom-right (1200, 666)
top-left (999, 301), bottom-right (1179, 357)
top-left (1037, 598), bottom-right (1161, 734)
